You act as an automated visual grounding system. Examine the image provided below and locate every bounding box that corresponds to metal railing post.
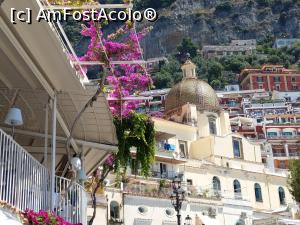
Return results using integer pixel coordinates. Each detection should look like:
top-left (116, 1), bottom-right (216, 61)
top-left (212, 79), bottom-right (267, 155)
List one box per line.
top-left (51, 94), bottom-right (57, 211)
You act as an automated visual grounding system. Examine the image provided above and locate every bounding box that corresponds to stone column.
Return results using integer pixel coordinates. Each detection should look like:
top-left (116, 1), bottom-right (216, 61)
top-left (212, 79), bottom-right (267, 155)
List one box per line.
top-left (266, 144), bottom-right (275, 172)
top-left (284, 143), bottom-right (289, 157)
top-left (250, 75), bottom-right (253, 89)
top-left (284, 75), bottom-right (288, 91)
top-left (267, 75), bottom-right (271, 91)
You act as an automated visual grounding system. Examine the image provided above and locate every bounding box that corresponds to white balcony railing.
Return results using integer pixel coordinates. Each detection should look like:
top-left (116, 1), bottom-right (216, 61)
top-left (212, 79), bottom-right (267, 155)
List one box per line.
top-left (0, 129), bottom-right (49, 211)
top-left (54, 176), bottom-right (87, 225)
top-left (0, 129), bottom-right (87, 225)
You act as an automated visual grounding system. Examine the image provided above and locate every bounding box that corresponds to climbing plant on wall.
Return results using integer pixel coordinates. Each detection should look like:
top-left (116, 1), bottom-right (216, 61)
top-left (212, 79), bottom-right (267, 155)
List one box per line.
top-left (114, 112), bottom-right (155, 177)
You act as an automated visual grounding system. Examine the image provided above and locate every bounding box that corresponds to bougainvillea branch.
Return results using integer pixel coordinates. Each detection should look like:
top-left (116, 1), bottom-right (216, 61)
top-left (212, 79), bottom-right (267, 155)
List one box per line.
top-left (79, 19), bottom-right (156, 225)
top-left (80, 20), bottom-right (153, 117)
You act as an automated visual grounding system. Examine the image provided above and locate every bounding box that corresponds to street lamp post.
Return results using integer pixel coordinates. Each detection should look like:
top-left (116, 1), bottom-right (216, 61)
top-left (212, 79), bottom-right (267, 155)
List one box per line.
top-left (185, 215), bottom-right (192, 225)
top-left (170, 177), bottom-right (185, 225)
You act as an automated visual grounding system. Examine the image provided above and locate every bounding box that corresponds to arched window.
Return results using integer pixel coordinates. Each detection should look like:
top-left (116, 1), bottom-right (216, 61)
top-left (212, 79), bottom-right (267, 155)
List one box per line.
top-left (212, 176), bottom-right (221, 193)
top-left (254, 183), bottom-right (263, 202)
top-left (278, 187), bottom-right (286, 205)
top-left (233, 180), bottom-right (242, 199)
top-left (110, 201), bottom-right (120, 219)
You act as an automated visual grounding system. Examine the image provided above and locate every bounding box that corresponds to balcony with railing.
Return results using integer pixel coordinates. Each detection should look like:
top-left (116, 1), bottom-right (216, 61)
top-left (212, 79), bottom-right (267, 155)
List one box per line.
top-left (155, 142), bottom-right (187, 163)
top-left (232, 126), bottom-right (256, 133)
top-left (247, 102), bottom-right (287, 109)
top-left (123, 181), bottom-right (223, 202)
top-left (157, 142), bottom-right (176, 152)
top-left (267, 133), bottom-right (300, 140)
top-left (273, 152), bottom-right (287, 157)
top-left (150, 170), bottom-right (178, 180)
top-left (123, 182), bottom-right (172, 199)
top-left (186, 185), bottom-right (222, 201)
top-left (123, 181), bottom-right (251, 207)
top-left (289, 152), bottom-right (300, 157)
top-left (270, 135), bottom-right (300, 140)
top-left (220, 103), bottom-right (242, 109)
top-left (0, 129), bottom-right (87, 224)
top-left (128, 167), bottom-right (181, 181)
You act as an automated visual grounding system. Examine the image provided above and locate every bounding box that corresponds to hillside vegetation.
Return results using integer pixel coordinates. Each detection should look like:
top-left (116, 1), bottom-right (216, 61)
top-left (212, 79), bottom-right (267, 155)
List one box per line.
top-left (152, 36), bottom-right (300, 90)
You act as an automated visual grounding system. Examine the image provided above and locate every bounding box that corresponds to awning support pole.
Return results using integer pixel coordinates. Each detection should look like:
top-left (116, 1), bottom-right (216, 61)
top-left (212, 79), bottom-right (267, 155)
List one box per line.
top-left (51, 94), bottom-right (57, 211)
top-left (44, 102), bottom-right (49, 168)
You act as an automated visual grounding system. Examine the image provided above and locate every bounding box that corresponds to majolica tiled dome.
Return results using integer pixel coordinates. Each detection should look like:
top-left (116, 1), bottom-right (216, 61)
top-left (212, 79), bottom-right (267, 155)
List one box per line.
top-left (165, 60), bottom-right (220, 113)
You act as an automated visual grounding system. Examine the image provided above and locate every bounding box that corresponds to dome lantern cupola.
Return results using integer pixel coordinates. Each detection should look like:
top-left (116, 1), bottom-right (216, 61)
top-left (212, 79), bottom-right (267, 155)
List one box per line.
top-left (182, 59), bottom-right (197, 79)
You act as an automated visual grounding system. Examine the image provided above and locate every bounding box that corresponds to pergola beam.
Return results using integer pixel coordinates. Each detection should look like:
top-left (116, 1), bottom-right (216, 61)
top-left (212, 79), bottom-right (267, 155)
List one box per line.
top-left (0, 39), bottom-right (38, 89)
top-left (73, 58), bottom-right (167, 66)
top-left (23, 146), bottom-right (67, 154)
top-left (0, 127), bottom-right (118, 152)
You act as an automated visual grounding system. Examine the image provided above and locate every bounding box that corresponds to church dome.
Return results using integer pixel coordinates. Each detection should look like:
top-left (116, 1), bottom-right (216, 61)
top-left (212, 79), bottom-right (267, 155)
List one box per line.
top-left (165, 60), bottom-right (220, 113)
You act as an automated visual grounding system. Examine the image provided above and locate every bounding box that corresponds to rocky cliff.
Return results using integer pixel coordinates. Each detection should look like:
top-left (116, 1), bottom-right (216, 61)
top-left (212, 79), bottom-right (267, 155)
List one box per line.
top-left (140, 0), bottom-right (300, 58)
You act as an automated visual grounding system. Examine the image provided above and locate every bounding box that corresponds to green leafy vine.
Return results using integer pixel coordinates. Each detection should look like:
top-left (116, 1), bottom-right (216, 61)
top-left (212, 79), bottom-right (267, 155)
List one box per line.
top-left (113, 112), bottom-right (156, 177)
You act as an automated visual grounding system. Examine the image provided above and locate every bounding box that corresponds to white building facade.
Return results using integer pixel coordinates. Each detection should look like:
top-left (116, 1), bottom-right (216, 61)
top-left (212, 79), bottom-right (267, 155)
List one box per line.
top-left (96, 60), bottom-right (300, 225)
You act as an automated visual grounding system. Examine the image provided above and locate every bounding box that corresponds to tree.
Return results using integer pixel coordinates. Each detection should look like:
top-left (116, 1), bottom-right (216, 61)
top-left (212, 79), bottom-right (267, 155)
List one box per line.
top-left (152, 72), bottom-right (173, 88)
top-left (288, 158), bottom-right (300, 203)
top-left (177, 38), bottom-right (198, 58)
top-left (152, 57), bottom-right (182, 88)
top-left (220, 56), bottom-right (250, 73)
top-left (257, 33), bottom-right (275, 51)
top-left (193, 55), bottom-right (209, 80)
top-left (207, 61), bottom-right (223, 83)
top-left (210, 79), bottom-right (222, 90)
top-left (287, 41), bottom-right (300, 62)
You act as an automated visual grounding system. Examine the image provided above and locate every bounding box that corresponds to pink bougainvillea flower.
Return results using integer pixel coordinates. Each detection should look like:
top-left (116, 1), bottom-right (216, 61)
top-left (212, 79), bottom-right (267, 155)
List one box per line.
top-left (77, 20), bottom-right (152, 118)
